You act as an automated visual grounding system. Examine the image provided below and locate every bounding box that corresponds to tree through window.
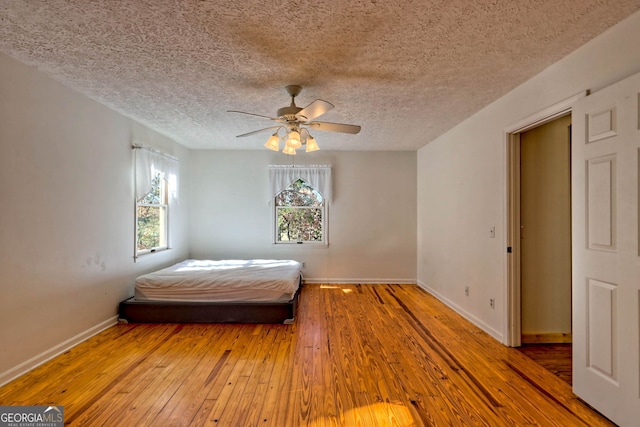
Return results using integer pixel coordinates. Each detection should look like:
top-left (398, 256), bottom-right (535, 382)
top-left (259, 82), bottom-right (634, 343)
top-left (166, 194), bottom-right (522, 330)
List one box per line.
top-left (275, 178), bottom-right (325, 243)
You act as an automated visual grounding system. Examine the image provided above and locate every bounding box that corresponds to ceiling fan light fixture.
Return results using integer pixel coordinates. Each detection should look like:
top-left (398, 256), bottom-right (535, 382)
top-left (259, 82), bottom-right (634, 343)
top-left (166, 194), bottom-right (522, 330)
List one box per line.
top-left (305, 135), bottom-right (319, 152)
top-left (264, 133), bottom-right (280, 151)
top-left (286, 130), bottom-right (302, 149)
top-left (282, 145), bottom-right (296, 155)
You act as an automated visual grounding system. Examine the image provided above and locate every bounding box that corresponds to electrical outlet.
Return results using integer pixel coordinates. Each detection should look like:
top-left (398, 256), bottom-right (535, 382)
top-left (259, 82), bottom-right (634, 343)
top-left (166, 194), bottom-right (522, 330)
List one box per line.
top-left (465, 286), bottom-right (470, 296)
top-left (489, 298), bottom-right (495, 309)
top-left (301, 262), bottom-right (306, 268)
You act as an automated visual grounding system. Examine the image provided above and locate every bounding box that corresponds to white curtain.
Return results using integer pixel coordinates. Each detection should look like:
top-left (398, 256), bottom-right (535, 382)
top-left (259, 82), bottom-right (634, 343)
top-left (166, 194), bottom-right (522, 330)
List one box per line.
top-left (268, 165), bottom-right (332, 203)
top-left (134, 146), bottom-right (179, 202)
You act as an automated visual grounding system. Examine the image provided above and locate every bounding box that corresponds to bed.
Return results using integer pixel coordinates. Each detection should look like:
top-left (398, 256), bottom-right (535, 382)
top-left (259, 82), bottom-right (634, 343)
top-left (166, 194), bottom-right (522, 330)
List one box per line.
top-left (118, 259), bottom-right (302, 324)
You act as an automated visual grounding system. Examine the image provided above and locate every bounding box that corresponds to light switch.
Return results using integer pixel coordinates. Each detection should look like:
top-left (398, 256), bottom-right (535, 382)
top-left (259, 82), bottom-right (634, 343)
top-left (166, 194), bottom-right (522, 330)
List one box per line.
top-left (490, 226), bottom-right (496, 238)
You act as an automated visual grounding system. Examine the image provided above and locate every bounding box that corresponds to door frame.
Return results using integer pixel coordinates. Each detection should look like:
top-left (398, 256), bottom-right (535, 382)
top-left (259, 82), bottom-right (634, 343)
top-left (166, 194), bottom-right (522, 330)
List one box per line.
top-left (504, 91), bottom-right (587, 347)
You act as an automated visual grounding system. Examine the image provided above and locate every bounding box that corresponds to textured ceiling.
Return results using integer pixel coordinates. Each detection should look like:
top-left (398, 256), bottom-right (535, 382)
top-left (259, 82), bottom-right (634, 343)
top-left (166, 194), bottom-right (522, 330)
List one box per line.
top-left (1, 1), bottom-right (639, 151)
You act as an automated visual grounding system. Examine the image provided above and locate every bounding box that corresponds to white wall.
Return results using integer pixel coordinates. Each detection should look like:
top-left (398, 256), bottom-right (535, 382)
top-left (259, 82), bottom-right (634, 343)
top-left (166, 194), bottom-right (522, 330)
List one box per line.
top-left (189, 150), bottom-right (417, 282)
top-left (0, 52), bottom-right (190, 384)
top-left (417, 10), bottom-right (640, 342)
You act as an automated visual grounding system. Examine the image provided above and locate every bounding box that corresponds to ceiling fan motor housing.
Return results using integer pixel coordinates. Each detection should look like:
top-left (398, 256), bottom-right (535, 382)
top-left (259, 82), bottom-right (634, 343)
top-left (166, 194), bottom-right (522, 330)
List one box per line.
top-left (277, 105), bottom-right (303, 121)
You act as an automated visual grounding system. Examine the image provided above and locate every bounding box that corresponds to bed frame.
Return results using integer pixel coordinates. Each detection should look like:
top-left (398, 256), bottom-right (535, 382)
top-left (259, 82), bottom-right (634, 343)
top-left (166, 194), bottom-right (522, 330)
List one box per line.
top-left (118, 279), bottom-right (301, 324)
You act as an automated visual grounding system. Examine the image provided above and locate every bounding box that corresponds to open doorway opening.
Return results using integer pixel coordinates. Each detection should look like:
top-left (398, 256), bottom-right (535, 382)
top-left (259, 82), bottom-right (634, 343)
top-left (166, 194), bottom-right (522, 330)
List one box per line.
top-left (517, 115), bottom-right (572, 384)
top-left (505, 92), bottom-right (585, 385)
top-left (520, 114), bottom-right (572, 343)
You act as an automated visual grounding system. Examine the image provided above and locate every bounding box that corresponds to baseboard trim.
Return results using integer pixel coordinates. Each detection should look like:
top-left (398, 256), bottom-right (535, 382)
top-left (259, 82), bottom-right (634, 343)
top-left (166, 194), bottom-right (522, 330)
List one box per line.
top-left (302, 278), bottom-right (416, 285)
top-left (0, 316), bottom-right (119, 387)
top-left (521, 333), bottom-right (572, 344)
top-left (416, 280), bottom-right (503, 343)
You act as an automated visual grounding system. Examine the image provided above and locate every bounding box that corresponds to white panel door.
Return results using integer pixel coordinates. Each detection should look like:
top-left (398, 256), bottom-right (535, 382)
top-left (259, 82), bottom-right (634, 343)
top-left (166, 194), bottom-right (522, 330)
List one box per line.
top-left (572, 71), bottom-right (640, 426)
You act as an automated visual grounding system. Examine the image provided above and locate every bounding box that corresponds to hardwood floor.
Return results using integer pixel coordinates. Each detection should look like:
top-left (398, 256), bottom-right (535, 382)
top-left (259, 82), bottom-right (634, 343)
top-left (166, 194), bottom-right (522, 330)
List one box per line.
top-left (517, 344), bottom-right (573, 386)
top-left (0, 284), bottom-right (613, 426)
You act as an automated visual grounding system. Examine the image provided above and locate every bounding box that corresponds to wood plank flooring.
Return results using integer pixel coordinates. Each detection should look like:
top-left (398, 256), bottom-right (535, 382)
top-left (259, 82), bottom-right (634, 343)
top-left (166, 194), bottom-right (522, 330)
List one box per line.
top-left (517, 344), bottom-right (573, 386)
top-left (0, 284), bottom-right (613, 426)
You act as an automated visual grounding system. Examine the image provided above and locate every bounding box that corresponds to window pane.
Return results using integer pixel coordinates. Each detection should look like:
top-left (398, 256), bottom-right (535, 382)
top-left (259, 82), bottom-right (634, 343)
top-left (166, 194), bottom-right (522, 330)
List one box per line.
top-left (136, 171), bottom-right (169, 254)
top-left (274, 178), bottom-right (324, 244)
top-left (277, 207), bottom-right (323, 242)
top-left (137, 205), bottom-right (166, 250)
top-left (275, 179), bottom-right (323, 206)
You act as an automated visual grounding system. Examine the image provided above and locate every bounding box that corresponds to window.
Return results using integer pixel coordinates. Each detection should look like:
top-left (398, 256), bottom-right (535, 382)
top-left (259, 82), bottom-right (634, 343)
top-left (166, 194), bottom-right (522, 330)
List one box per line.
top-left (268, 165), bottom-right (331, 245)
top-left (136, 172), bottom-right (168, 253)
top-left (275, 179), bottom-right (326, 244)
top-left (134, 146), bottom-right (178, 258)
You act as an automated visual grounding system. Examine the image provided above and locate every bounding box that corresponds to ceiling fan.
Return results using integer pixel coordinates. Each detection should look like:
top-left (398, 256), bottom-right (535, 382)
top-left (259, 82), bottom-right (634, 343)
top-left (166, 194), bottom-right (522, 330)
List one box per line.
top-left (228, 85), bottom-right (361, 154)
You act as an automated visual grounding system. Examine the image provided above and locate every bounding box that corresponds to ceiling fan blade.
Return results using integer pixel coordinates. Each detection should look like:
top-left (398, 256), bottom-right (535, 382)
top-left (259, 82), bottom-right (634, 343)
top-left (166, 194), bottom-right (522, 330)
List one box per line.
top-left (236, 126), bottom-right (282, 138)
top-left (296, 100), bottom-right (334, 122)
top-left (228, 110), bottom-right (278, 121)
top-left (308, 121), bottom-right (361, 134)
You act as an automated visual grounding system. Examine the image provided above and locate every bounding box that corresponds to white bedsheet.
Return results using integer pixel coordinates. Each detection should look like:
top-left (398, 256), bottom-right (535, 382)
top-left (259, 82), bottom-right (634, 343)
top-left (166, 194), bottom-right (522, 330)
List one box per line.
top-left (134, 259), bottom-right (302, 302)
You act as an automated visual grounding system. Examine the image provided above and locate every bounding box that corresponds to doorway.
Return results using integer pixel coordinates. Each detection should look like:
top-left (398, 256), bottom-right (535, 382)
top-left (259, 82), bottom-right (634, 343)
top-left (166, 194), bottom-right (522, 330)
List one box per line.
top-left (519, 115), bottom-right (572, 345)
top-left (516, 115), bottom-right (573, 384)
top-left (505, 94), bottom-right (584, 384)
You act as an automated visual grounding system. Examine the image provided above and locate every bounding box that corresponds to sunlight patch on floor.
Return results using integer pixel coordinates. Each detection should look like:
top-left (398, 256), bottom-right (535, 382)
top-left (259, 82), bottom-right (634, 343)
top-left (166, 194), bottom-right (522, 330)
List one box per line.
top-left (309, 402), bottom-right (415, 426)
top-left (319, 285), bottom-right (353, 293)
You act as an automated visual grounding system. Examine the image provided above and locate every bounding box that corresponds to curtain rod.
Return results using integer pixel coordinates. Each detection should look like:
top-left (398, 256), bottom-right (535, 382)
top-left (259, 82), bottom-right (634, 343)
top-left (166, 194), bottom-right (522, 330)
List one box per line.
top-left (132, 144), bottom-right (178, 161)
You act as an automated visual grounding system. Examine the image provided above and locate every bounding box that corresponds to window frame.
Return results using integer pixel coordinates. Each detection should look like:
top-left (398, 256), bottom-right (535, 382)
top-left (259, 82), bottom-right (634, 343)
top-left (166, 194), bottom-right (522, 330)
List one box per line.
top-left (135, 171), bottom-right (170, 257)
top-left (273, 179), bottom-right (328, 246)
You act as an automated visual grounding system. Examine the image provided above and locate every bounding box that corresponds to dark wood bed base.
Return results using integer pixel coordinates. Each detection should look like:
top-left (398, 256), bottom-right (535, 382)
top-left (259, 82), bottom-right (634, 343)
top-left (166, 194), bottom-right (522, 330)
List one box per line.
top-left (118, 280), bottom-right (301, 324)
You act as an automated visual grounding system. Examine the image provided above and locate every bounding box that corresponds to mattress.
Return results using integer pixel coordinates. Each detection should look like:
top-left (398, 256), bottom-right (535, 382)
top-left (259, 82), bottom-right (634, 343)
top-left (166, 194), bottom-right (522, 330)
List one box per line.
top-left (134, 259), bottom-right (302, 303)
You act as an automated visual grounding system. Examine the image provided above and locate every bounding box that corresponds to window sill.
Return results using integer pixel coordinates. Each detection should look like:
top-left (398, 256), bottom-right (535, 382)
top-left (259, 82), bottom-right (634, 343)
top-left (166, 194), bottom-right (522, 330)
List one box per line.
top-left (274, 242), bottom-right (328, 247)
top-left (135, 247), bottom-right (171, 261)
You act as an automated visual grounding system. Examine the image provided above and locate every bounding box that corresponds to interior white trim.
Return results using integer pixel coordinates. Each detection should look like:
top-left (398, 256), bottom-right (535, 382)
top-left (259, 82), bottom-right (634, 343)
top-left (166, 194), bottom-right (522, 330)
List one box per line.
top-left (505, 91), bottom-right (588, 134)
top-left (0, 316), bottom-right (118, 387)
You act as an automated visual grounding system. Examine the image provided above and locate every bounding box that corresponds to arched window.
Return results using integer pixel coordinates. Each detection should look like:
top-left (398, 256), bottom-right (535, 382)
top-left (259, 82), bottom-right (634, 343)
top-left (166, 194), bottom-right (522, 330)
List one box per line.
top-left (275, 178), bottom-right (326, 244)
